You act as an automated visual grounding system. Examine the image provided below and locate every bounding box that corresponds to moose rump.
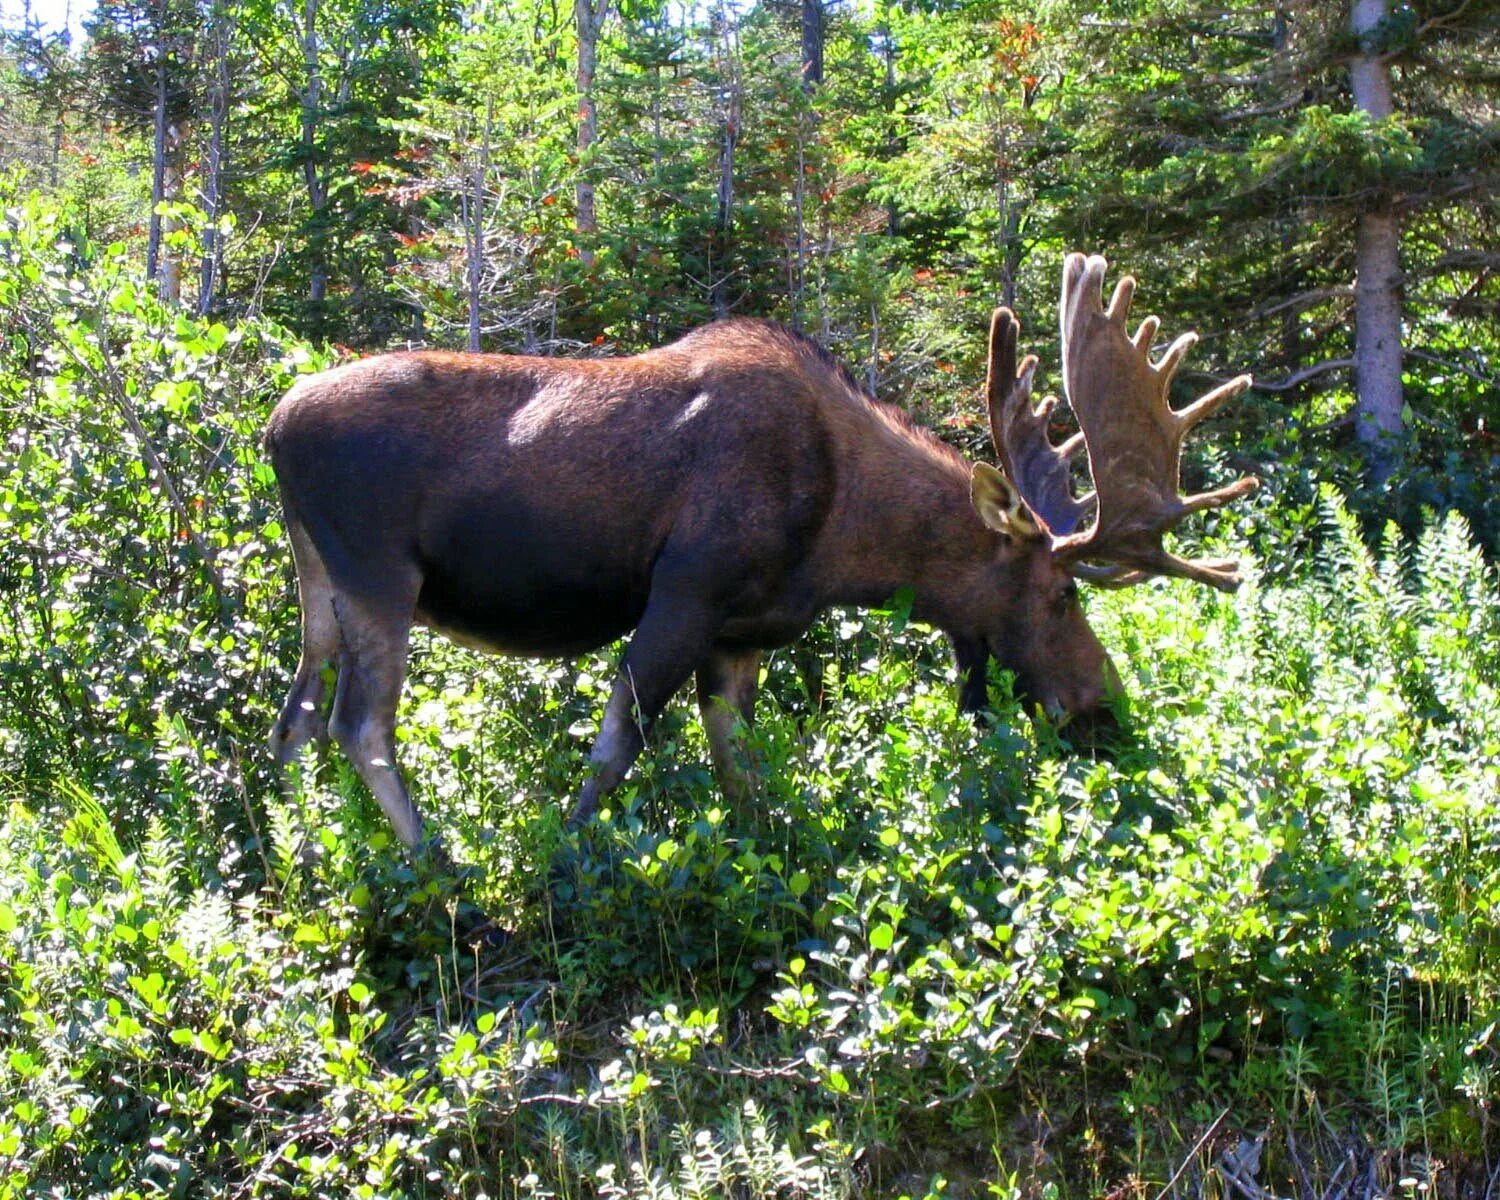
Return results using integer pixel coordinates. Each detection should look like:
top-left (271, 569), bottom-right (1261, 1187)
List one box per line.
top-left (265, 330), bottom-right (842, 846)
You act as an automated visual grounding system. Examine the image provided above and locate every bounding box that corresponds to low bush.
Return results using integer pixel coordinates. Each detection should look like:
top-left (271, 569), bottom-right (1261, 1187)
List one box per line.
top-left (3, 190), bottom-right (1498, 1198)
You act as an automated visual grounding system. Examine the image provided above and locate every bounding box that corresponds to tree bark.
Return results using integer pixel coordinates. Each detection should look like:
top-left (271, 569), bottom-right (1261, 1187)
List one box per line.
top-left (197, 0), bottom-right (230, 317)
top-left (148, 46), bottom-right (167, 287)
top-left (711, 8), bottom-right (739, 320)
top-left (466, 94), bottom-right (494, 352)
top-left (800, 0), bottom-right (823, 91)
top-left (299, 0), bottom-right (329, 310)
top-left (574, 0), bottom-right (611, 267)
top-left (158, 118), bottom-right (186, 303)
top-left (882, 25), bottom-right (898, 238)
top-left (1349, 0), bottom-right (1404, 481)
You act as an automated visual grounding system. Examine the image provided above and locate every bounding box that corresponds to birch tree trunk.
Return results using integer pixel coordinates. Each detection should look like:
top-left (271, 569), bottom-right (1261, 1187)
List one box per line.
top-left (1349, 0), bottom-right (1404, 481)
top-left (711, 9), bottom-right (740, 320)
top-left (197, 0), bottom-right (230, 317)
top-left (299, 0), bottom-right (329, 309)
top-left (158, 119), bottom-right (186, 303)
top-left (574, 0), bottom-right (611, 267)
top-left (466, 95), bottom-right (494, 352)
top-left (147, 51), bottom-right (167, 287)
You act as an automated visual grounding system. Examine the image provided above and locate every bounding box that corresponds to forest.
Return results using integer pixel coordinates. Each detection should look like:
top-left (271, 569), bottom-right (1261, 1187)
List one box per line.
top-left (1, 0), bottom-right (1498, 1196)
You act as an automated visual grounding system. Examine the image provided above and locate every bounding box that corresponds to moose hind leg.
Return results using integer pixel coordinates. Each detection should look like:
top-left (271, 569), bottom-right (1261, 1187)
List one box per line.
top-left (271, 520), bottom-right (339, 763)
top-left (327, 593), bottom-right (425, 849)
top-left (696, 646), bottom-right (762, 808)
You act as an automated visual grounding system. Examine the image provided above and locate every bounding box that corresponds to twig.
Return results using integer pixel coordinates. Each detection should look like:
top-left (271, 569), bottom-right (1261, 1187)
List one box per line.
top-left (521, 1091), bottom-right (593, 1107)
top-left (1252, 358), bottom-right (1356, 393)
top-left (1242, 288), bottom-right (1353, 322)
top-left (1284, 1126), bottom-right (1318, 1200)
top-left (59, 308), bottom-right (225, 597)
top-left (1220, 1166), bottom-right (1270, 1200)
top-left (1414, 0), bottom-right (1473, 39)
top-left (1481, 1157), bottom-right (1500, 1200)
top-left (1156, 1108), bottom-right (1230, 1200)
top-left (703, 1057), bottom-right (813, 1082)
top-left (1322, 1152), bottom-right (1351, 1200)
top-left (228, 748), bottom-right (275, 885)
top-left (1218, 1131), bottom-right (1271, 1200)
top-left (1405, 347), bottom-right (1499, 390)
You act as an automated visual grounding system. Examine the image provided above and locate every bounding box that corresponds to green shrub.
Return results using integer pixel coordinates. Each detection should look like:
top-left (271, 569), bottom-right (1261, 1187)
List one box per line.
top-left (4, 188), bottom-right (1499, 1197)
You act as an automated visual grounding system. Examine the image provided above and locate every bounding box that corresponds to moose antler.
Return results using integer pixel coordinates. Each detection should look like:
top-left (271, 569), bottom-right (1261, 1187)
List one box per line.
top-left (988, 253), bottom-right (1259, 591)
top-left (985, 307), bottom-right (1093, 537)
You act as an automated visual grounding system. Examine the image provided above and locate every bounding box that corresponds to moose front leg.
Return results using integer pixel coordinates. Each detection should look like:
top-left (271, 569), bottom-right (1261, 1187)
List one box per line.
top-left (951, 635), bottom-right (990, 717)
top-left (696, 646), bottom-right (762, 809)
top-left (568, 590), bottom-right (719, 827)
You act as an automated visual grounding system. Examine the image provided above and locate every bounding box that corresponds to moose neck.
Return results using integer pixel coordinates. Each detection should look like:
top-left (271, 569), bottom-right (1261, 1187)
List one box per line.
top-left (817, 411), bottom-right (998, 631)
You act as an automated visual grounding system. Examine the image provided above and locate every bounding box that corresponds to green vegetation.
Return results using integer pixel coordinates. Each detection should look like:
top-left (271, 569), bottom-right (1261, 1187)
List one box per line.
top-left (2, 0), bottom-right (1497, 1192)
top-left (4, 170), bottom-right (1500, 1196)
top-left (6, 1), bottom-right (1497, 503)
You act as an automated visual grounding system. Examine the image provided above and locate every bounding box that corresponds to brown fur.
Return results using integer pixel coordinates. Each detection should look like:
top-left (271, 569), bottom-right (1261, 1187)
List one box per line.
top-left (265, 318), bottom-right (1117, 844)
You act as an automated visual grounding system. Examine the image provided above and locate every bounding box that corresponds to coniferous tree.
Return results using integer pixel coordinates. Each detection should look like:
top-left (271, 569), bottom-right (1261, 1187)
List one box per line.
top-left (85, 0), bottom-right (200, 300)
top-left (1037, 0), bottom-right (1498, 482)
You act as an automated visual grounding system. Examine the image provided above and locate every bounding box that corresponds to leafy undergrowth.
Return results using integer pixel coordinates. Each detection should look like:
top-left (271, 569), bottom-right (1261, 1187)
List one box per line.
top-left (4, 190), bottom-right (1500, 1198)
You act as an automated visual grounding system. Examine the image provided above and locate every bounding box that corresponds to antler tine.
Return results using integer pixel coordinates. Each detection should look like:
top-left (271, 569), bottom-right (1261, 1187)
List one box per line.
top-left (1105, 275), bottom-right (1135, 322)
top-left (1154, 332), bottom-right (1198, 387)
top-left (1177, 373), bottom-right (1254, 428)
top-left (1131, 316), bottom-right (1160, 351)
top-left (985, 307), bottom-right (1092, 536)
top-left (1052, 252), bottom-right (1260, 592)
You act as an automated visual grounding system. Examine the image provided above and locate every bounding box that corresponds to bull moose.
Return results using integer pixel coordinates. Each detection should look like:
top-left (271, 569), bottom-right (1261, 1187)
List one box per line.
top-left (265, 253), bottom-right (1258, 847)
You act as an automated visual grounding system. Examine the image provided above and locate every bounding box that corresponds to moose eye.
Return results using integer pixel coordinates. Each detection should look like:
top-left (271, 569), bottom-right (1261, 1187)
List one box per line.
top-left (1056, 581), bottom-right (1080, 613)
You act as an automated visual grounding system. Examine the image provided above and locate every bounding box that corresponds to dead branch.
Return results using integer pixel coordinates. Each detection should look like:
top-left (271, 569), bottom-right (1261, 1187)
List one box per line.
top-left (1405, 347), bottom-right (1499, 389)
top-left (1155, 1108), bottom-right (1231, 1200)
top-left (59, 312), bottom-right (225, 598)
top-left (1250, 357), bottom-right (1356, 392)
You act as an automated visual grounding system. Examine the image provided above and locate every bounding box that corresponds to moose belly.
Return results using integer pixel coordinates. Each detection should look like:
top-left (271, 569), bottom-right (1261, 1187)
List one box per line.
top-left (414, 573), bottom-right (647, 658)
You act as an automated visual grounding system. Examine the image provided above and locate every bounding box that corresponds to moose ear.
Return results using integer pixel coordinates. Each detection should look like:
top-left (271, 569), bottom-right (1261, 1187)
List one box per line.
top-left (971, 463), bottom-right (1044, 540)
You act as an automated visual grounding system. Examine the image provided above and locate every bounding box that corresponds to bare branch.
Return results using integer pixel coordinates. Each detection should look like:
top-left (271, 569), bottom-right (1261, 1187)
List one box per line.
top-left (60, 316), bottom-right (225, 599)
top-left (1155, 1109), bottom-right (1231, 1200)
top-left (1242, 287), bottom-right (1353, 322)
top-left (1406, 347), bottom-right (1499, 389)
top-left (1243, 357), bottom-right (1355, 392)
top-left (1433, 249), bottom-right (1500, 273)
top-left (1214, 93), bottom-right (1306, 123)
top-left (1415, 0), bottom-right (1474, 39)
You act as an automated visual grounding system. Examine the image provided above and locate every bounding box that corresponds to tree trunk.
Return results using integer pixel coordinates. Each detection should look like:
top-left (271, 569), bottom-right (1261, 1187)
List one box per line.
top-left (882, 25), bottom-right (898, 238)
top-left (711, 9), bottom-right (739, 320)
top-left (148, 50), bottom-right (167, 287)
top-left (300, 0), bottom-right (329, 311)
top-left (198, 0), bottom-right (230, 317)
top-left (792, 0), bottom-right (823, 329)
top-left (791, 126), bottom-right (807, 330)
top-left (158, 119), bottom-right (186, 304)
top-left (1278, 227), bottom-right (1302, 376)
top-left (1349, 0), bottom-right (1404, 482)
top-left (800, 0), bottom-right (822, 91)
top-left (574, 0), bottom-right (610, 267)
top-left (467, 95), bottom-right (494, 352)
